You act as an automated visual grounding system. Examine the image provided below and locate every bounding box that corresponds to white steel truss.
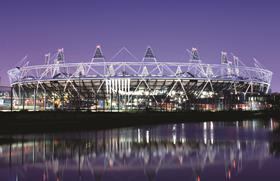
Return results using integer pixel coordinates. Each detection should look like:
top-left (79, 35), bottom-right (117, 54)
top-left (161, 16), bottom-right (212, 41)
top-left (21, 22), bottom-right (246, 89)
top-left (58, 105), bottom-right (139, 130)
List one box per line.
top-left (7, 46), bottom-right (273, 110)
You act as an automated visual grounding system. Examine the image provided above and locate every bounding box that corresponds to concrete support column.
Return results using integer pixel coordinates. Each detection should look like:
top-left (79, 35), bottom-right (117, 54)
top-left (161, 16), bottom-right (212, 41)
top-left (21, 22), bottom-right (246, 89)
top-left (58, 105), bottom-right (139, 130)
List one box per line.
top-left (10, 87), bottom-right (13, 112)
top-left (110, 91), bottom-right (113, 112)
top-left (23, 91), bottom-right (25, 110)
top-left (103, 95), bottom-right (106, 112)
top-left (43, 90), bottom-right (46, 111)
top-left (117, 90), bottom-right (120, 112)
top-left (18, 85), bottom-right (21, 110)
top-left (130, 94), bottom-right (133, 111)
top-left (34, 88), bottom-right (37, 111)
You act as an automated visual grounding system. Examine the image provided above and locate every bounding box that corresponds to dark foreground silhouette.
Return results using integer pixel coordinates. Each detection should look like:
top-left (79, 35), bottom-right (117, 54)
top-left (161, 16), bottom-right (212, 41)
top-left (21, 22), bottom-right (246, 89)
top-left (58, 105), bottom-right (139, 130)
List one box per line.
top-left (0, 110), bottom-right (279, 134)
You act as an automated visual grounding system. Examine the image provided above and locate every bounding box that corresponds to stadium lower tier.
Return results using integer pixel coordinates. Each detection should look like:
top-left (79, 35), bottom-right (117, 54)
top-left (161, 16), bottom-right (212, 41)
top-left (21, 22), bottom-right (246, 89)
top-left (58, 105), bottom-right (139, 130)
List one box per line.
top-left (10, 78), bottom-right (271, 111)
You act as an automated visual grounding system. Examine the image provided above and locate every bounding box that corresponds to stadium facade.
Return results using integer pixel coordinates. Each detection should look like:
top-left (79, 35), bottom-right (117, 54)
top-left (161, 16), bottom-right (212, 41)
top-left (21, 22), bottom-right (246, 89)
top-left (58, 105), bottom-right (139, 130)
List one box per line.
top-left (7, 46), bottom-right (273, 111)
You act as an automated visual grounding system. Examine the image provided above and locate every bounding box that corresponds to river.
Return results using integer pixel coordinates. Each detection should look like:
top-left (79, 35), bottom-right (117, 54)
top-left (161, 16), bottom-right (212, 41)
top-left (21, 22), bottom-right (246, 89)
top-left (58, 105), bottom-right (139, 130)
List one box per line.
top-left (0, 118), bottom-right (279, 181)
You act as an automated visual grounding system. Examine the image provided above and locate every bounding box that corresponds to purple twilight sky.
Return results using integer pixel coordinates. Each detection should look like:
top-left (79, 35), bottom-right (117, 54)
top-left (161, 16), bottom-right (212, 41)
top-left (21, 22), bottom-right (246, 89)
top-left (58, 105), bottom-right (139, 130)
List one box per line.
top-left (0, 0), bottom-right (279, 91)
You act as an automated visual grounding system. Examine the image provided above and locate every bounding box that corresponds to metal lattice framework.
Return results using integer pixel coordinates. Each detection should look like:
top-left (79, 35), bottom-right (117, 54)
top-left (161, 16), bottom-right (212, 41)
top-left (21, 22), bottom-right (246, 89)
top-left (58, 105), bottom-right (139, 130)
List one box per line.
top-left (7, 46), bottom-right (273, 110)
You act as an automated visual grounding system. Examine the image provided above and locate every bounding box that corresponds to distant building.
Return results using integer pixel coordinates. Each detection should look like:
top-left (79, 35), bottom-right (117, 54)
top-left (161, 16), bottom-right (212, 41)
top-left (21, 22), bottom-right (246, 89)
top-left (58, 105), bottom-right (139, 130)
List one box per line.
top-left (0, 86), bottom-right (11, 111)
top-left (268, 93), bottom-right (280, 110)
top-left (7, 46), bottom-right (273, 111)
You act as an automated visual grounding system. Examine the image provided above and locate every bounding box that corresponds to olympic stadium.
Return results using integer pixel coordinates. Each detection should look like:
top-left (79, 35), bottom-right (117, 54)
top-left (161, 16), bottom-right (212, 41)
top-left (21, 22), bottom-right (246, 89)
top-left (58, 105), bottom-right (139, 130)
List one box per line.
top-left (7, 46), bottom-right (273, 111)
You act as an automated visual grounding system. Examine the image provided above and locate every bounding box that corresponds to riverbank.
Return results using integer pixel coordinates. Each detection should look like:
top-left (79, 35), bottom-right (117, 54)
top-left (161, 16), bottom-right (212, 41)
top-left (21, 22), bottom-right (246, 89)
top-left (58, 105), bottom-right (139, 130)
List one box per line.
top-left (0, 110), bottom-right (279, 134)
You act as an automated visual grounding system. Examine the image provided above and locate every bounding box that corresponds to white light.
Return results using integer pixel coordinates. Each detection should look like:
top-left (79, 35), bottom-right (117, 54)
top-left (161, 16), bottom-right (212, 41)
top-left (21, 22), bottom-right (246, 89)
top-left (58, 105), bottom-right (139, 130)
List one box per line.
top-left (137, 129), bottom-right (141, 143)
top-left (173, 134), bottom-right (176, 144)
top-left (146, 130), bottom-right (149, 143)
top-left (237, 140), bottom-right (241, 150)
top-left (210, 121), bottom-right (214, 130)
top-left (203, 122), bottom-right (207, 130)
top-left (210, 131), bottom-right (214, 144)
top-left (203, 130), bottom-right (207, 144)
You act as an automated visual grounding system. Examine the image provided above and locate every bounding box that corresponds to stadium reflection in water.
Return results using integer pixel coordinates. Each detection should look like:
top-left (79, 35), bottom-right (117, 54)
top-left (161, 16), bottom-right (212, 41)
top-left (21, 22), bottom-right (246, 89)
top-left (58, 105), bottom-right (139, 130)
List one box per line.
top-left (0, 119), bottom-right (280, 181)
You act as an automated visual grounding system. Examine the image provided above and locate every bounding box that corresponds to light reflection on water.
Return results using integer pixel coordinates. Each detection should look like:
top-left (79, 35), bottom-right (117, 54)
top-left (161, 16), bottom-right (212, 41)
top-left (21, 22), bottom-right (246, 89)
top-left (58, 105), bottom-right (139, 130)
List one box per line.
top-left (0, 119), bottom-right (279, 181)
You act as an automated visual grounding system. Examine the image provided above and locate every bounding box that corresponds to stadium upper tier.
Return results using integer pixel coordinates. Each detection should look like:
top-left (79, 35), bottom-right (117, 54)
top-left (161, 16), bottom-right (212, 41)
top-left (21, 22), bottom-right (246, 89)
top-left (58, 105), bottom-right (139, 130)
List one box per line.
top-left (7, 46), bottom-right (272, 94)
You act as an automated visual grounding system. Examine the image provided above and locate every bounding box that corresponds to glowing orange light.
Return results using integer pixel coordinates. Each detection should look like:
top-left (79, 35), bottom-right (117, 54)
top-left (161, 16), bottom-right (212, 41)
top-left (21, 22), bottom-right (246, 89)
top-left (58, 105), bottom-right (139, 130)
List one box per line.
top-left (233, 160), bottom-right (236, 169)
top-left (228, 170), bottom-right (231, 179)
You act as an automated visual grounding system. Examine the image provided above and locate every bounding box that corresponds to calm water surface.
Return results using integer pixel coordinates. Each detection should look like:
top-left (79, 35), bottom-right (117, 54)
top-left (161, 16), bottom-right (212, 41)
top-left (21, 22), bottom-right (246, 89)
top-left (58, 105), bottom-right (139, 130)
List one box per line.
top-left (0, 119), bottom-right (280, 181)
